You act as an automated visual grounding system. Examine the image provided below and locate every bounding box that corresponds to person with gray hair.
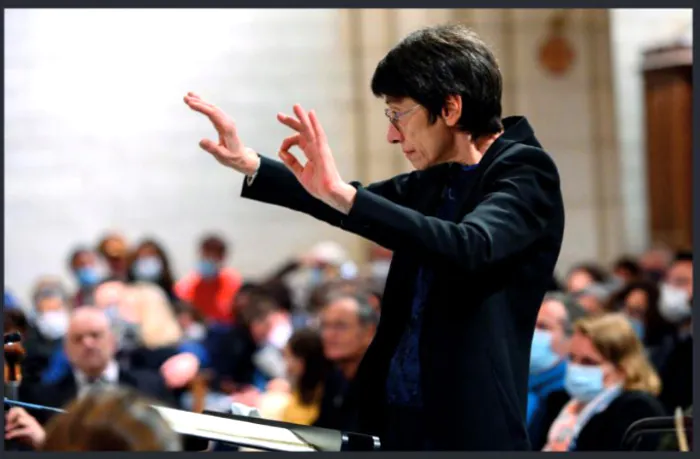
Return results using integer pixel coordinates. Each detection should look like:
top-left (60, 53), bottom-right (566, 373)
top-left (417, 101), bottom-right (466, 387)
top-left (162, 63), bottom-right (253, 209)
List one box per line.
top-left (526, 292), bottom-right (582, 449)
top-left (575, 283), bottom-right (614, 316)
top-left (312, 291), bottom-right (378, 431)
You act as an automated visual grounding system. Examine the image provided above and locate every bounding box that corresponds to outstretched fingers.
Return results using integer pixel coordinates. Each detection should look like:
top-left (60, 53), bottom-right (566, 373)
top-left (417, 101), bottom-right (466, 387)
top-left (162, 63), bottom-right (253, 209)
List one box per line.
top-left (308, 109), bottom-right (327, 145)
top-left (277, 112), bottom-right (304, 133)
top-left (184, 94), bottom-right (236, 137)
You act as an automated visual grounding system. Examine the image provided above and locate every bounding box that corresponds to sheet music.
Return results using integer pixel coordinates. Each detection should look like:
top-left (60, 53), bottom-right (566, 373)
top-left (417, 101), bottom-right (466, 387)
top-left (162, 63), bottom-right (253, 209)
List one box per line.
top-left (152, 405), bottom-right (316, 452)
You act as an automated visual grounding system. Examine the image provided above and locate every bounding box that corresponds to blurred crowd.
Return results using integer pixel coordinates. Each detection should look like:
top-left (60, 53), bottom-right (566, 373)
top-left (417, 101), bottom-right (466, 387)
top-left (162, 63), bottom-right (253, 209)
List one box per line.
top-left (3, 232), bottom-right (692, 451)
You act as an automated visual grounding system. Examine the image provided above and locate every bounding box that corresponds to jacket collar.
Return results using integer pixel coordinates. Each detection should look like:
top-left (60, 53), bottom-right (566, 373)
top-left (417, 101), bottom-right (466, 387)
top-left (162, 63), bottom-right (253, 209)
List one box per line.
top-left (412, 116), bottom-right (538, 215)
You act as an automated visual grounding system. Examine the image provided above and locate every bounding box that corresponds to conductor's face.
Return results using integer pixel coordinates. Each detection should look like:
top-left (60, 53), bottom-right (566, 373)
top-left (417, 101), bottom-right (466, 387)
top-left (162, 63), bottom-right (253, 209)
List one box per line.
top-left (385, 96), bottom-right (461, 171)
top-left (65, 308), bottom-right (117, 377)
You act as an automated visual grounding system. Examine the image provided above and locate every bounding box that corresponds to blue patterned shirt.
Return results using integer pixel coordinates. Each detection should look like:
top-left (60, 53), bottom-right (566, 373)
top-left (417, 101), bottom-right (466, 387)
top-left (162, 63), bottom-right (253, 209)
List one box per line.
top-left (385, 163), bottom-right (479, 407)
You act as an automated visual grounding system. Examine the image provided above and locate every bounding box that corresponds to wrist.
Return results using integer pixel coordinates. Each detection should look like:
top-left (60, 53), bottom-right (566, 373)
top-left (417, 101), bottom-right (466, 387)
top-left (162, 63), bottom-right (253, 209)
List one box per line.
top-left (329, 182), bottom-right (357, 215)
top-left (241, 148), bottom-right (261, 176)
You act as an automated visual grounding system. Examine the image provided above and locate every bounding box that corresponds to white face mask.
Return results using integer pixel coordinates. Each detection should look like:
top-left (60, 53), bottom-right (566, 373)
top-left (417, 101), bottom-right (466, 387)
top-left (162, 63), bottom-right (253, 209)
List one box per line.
top-left (35, 310), bottom-right (70, 340)
top-left (659, 283), bottom-right (692, 323)
top-left (268, 321), bottom-right (293, 349)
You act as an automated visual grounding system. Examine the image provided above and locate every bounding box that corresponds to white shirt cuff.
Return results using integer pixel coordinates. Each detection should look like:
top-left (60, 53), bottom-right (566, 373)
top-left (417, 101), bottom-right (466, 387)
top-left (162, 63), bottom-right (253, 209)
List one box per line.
top-left (245, 162), bottom-right (260, 186)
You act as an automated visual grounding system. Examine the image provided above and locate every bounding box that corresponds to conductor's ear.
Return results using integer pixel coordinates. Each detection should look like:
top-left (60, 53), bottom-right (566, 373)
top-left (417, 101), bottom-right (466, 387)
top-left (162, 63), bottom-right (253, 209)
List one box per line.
top-left (442, 95), bottom-right (463, 128)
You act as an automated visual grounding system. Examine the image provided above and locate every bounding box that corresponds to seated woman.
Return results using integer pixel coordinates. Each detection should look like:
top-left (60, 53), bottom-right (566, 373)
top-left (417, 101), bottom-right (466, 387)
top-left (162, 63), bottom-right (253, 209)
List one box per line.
top-left (541, 313), bottom-right (666, 451)
top-left (5, 386), bottom-right (181, 451)
top-left (126, 238), bottom-right (178, 305)
top-left (258, 328), bottom-right (330, 424)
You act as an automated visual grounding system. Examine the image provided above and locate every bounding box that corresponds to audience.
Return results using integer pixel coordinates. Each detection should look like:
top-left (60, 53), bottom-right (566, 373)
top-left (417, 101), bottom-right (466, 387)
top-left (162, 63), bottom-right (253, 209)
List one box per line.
top-left (575, 283), bottom-right (612, 316)
top-left (527, 293), bottom-right (575, 448)
top-left (3, 233), bottom-right (692, 451)
top-left (638, 244), bottom-right (674, 284)
top-left (314, 291), bottom-right (378, 431)
top-left (612, 256), bottom-right (643, 285)
top-left (67, 247), bottom-right (101, 307)
top-left (127, 238), bottom-right (178, 304)
top-left (279, 328), bottom-right (331, 425)
top-left (97, 233), bottom-right (131, 281)
top-left (565, 263), bottom-right (609, 294)
top-left (193, 293), bottom-right (281, 412)
top-left (174, 234), bottom-right (243, 324)
top-left (541, 314), bottom-right (666, 451)
top-left (20, 278), bottom-right (71, 383)
top-left (173, 300), bottom-right (208, 342)
top-left (610, 280), bottom-right (675, 352)
top-left (19, 306), bottom-right (176, 425)
top-left (655, 251), bottom-right (693, 414)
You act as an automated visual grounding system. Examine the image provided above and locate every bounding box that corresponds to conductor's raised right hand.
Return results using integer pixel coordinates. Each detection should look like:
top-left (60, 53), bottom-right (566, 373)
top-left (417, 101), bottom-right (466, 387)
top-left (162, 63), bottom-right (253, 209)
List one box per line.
top-left (184, 92), bottom-right (260, 176)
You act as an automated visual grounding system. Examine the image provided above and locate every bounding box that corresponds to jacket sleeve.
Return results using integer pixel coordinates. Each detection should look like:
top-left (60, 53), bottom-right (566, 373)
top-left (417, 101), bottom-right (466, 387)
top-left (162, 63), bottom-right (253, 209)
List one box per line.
top-left (341, 146), bottom-right (563, 272)
top-left (240, 155), bottom-right (414, 249)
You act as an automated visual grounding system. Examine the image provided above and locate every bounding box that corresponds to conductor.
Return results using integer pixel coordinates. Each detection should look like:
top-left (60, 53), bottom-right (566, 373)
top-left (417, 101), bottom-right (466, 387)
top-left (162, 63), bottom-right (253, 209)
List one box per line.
top-left (184, 24), bottom-right (565, 451)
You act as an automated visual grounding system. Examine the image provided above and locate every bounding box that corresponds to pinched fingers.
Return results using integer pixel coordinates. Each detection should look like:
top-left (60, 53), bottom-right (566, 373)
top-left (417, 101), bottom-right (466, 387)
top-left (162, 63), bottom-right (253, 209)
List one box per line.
top-left (278, 150), bottom-right (304, 178)
top-left (279, 133), bottom-right (302, 153)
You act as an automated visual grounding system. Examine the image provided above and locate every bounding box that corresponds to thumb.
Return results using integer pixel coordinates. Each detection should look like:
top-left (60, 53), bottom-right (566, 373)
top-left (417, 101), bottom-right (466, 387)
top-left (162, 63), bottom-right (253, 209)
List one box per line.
top-left (199, 139), bottom-right (227, 157)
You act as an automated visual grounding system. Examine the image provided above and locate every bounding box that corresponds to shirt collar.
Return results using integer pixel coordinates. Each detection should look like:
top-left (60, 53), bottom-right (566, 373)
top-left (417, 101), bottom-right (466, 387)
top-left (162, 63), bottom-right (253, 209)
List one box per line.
top-left (74, 359), bottom-right (119, 386)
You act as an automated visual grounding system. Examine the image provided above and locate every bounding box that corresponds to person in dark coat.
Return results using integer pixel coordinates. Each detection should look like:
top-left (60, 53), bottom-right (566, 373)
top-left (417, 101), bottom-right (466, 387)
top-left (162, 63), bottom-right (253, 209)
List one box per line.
top-left (183, 23), bottom-right (565, 451)
top-left (19, 307), bottom-right (175, 425)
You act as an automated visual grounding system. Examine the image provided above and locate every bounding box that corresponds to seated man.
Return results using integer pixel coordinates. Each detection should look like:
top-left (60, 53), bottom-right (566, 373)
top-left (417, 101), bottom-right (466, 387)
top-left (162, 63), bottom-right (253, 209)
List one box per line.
top-left (313, 291), bottom-right (378, 431)
top-left (527, 293), bottom-right (577, 449)
top-left (19, 306), bottom-right (176, 424)
top-left (186, 295), bottom-right (281, 413)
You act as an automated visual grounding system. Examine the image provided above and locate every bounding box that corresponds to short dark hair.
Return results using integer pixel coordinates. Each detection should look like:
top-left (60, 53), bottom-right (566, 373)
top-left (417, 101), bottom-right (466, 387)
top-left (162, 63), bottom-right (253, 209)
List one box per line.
top-left (68, 246), bottom-right (92, 269)
top-left (371, 23), bottom-right (503, 138)
top-left (237, 296), bottom-right (277, 328)
top-left (613, 256), bottom-right (642, 277)
top-left (200, 234), bottom-right (227, 257)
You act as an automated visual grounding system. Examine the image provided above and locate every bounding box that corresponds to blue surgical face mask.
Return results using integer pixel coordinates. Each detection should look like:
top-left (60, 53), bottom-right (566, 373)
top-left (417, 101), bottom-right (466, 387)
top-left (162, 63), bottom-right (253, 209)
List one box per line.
top-left (565, 363), bottom-right (605, 403)
top-left (309, 267), bottom-right (325, 285)
top-left (197, 260), bottom-right (219, 279)
top-left (530, 329), bottom-right (560, 374)
top-left (134, 256), bottom-right (163, 281)
top-left (76, 267), bottom-right (100, 287)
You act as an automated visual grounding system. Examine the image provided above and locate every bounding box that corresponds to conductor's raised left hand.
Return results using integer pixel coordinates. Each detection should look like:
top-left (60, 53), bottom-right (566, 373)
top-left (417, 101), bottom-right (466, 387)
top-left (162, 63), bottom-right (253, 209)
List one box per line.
top-left (277, 105), bottom-right (357, 214)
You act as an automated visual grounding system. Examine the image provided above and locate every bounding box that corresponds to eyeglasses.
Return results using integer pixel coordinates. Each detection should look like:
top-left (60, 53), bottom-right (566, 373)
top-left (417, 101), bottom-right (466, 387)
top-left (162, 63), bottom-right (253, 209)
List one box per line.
top-left (319, 321), bottom-right (354, 333)
top-left (384, 104), bottom-right (421, 128)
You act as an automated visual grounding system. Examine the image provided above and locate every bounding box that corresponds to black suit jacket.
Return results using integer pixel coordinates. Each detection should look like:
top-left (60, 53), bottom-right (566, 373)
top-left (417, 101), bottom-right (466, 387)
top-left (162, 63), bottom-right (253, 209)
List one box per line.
top-left (241, 116), bottom-right (565, 450)
top-left (19, 367), bottom-right (176, 424)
